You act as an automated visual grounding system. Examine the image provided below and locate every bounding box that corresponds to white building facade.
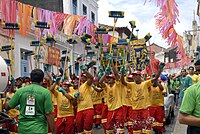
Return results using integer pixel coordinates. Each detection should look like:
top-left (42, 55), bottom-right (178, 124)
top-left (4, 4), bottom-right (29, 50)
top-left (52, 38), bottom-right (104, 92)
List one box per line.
top-left (63, 0), bottom-right (98, 26)
top-left (0, 0), bottom-right (99, 78)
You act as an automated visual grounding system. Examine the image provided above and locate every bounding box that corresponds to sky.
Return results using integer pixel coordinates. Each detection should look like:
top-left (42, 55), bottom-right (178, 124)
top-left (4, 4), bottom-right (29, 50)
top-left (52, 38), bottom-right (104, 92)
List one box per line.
top-left (98, 0), bottom-right (197, 48)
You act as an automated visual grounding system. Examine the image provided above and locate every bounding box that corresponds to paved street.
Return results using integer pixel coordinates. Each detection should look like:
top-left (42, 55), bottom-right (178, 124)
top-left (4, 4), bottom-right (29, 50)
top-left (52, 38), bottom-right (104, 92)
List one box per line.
top-left (164, 107), bottom-right (179, 134)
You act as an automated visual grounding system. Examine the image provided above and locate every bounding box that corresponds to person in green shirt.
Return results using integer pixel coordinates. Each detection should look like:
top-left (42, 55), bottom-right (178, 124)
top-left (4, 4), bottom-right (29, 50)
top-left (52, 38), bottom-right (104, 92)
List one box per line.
top-left (173, 78), bottom-right (180, 106)
top-left (173, 69), bottom-right (192, 106)
top-left (179, 83), bottom-right (200, 134)
top-left (4, 69), bottom-right (56, 134)
top-left (169, 74), bottom-right (176, 102)
top-left (179, 60), bottom-right (200, 134)
top-left (169, 77), bottom-right (175, 93)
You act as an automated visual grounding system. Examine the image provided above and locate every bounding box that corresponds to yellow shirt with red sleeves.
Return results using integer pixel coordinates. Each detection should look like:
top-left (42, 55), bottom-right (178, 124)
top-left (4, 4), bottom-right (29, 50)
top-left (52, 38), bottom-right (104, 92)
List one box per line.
top-left (121, 83), bottom-right (132, 107)
top-left (105, 81), bottom-right (123, 111)
top-left (4, 92), bottom-right (20, 118)
top-left (51, 85), bottom-right (58, 106)
top-left (53, 89), bottom-right (74, 118)
top-left (77, 82), bottom-right (94, 112)
top-left (91, 86), bottom-right (103, 105)
top-left (149, 84), bottom-right (166, 106)
top-left (127, 80), bottom-right (153, 110)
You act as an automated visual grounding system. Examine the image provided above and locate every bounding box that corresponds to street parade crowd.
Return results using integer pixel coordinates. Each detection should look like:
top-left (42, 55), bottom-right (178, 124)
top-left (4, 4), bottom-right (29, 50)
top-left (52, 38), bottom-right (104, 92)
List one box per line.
top-left (2, 56), bottom-right (200, 134)
top-left (1, 54), bottom-right (199, 134)
top-left (0, 55), bottom-right (198, 134)
top-left (1, 0), bottom-right (200, 133)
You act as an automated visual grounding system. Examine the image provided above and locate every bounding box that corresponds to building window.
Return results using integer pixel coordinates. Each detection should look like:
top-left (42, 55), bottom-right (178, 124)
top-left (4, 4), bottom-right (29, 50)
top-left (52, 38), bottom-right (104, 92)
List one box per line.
top-left (83, 4), bottom-right (87, 15)
top-left (72, 0), bottom-right (77, 15)
top-left (91, 11), bottom-right (95, 23)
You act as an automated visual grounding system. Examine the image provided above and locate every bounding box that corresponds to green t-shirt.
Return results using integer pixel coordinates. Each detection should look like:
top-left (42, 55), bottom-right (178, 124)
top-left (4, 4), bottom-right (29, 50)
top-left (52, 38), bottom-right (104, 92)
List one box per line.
top-left (169, 79), bottom-right (175, 91)
top-left (8, 84), bottom-right (54, 134)
top-left (180, 83), bottom-right (200, 117)
top-left (174, 80), bottom-right (180, 92)
top-left (178, 76), bottom-right (192, 97)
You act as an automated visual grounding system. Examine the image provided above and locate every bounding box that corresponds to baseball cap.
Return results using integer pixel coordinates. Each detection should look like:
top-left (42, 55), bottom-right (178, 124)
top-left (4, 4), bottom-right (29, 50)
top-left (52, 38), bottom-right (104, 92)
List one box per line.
top-left (93, 77), bottom-right (98, 81)
top-left (127, 74), bottom-right (134, 79)
top-left (62, 81), bottom-right (72, 86)
top-left (25, 79), bottom-right (30, 83)
top-left (132, 70), bottom-right (141, 75)
top-left (107, 74), bottom-right (115, 79)
top-left (146, 76), bottom-right (151, 80)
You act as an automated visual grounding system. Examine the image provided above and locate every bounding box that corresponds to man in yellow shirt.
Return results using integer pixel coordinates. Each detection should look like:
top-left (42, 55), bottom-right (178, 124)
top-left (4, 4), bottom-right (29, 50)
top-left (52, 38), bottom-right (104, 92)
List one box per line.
top-left (149, 80), bottom-right (166, 133)
top-left (50, 76), bottom-right (61, 119)
top-left (188, 66), bottom-right (198, 83)
top-left (75, 67), bottom-right (94, 134)
top-left (101, 78), bottom-right (109, 133)
top-left (121, 63), bottom-right (165, 134)
top-left (125, 74), bottom-right (134, 131)
top-left (99, 65), bottom-right (124, 134)
top-left (92, 77), bottom-right (103, 129)
top-left (51, 81), bottom-right (77, 134)
top-left (194, 60), bottom-right (200, 81)
top-left (69, 76), bottom-right (80, 121)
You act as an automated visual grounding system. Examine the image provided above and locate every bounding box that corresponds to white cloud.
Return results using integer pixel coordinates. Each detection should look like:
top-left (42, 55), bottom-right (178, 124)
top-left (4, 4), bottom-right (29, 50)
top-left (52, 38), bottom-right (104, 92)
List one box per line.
top-left (98, 0), bottom-right (197, 48)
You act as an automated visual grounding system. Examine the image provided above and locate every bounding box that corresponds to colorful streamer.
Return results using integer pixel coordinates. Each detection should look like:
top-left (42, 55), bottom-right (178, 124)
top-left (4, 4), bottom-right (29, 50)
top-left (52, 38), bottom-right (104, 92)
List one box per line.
top-left (146, 0), bottom-right (188, 66)
top-left (18, 2), bottom-right (32, 36)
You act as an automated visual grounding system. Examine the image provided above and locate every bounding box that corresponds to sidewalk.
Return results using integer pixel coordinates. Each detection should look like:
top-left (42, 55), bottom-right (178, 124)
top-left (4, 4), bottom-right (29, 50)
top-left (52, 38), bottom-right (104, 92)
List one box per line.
top-left (172, 113), bottom-right (187, 134)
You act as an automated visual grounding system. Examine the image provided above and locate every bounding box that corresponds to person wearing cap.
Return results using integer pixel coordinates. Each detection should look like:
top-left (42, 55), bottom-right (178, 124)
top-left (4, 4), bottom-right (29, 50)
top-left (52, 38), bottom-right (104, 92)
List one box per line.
top-left (75, 65), bottom-right (94, 134)
top-left (101, 76), bottom-right (109, 133)
top-left (50, 80), bottom-right (76, 134)
top-left (4, 69), bottom-right (56, 134)
top-left (146, 51), bottom-right (160, 77)
top-left (187, 66), bottom-right (199, 83)
top-left (124, 74), bottom-right (134, 130)
top-left (148, 77), bottom-right (166, 134)
top-left (126, 74), bottom-right (134, 82)
top-left (69, 76), bottom-right (79, 120)
top-left (121, 63), bottom-right (165, 134)
top-left (91, 77), bottom-right (103, 129)
top-left (22, 77), bottom-right (31, 87)
top-left (50, 75), bottom-right (61, 121)
top-left (99, 65), bottom-right (124, 134)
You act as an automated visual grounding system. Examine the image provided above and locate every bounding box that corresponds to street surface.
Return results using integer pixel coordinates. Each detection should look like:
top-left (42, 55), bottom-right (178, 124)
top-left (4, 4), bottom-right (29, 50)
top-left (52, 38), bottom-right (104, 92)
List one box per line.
top-left (164, 107), bottom-right (179, 134)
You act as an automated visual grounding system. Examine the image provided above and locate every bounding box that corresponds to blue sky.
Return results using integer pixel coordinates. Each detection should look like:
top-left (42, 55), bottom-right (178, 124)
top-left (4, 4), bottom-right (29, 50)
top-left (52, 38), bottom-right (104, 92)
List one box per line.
top-left (98, 0), bottom-right (197, 48)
